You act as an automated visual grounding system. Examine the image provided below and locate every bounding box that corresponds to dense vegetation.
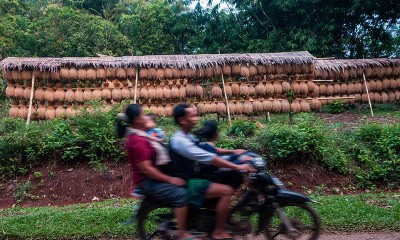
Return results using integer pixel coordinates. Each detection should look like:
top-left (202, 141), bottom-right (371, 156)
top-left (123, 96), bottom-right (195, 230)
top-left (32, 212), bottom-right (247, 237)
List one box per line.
top-left (0, 0), bottom-right (399, 59)
top-left (1, 102), bottom-right (399, 189)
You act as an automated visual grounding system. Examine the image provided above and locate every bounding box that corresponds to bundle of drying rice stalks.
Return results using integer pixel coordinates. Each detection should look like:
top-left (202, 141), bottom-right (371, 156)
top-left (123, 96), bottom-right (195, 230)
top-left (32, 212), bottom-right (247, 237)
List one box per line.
top-left (69, 67), bottom-right (78, 80)
top-left (252, 99), bottom-right (263, 113)
top-left (37, 102), bottom-right (46, 119)
top-left (397, 78), bottom-right (400, 88)
top-left (307, 80), bottom-right (316, 92)
top-left (197, 102), bottom-right (206, 115)
top-left (216, 101), bottom-right (227, 115)
top-left (13, 82), bottom-right (23, 98)
top-left (127, 67), bottom-right (136, 78)
top-left (381, 92), bottom-right (389, 102)
top-left (139, 68), bottom-right (148, 79)
top-left (375, 80), bottom-right (383, 91)
top-left (165, 103), bottom-right (173, 116)
top-left (5, 82), bottom-right (15, 98)
top-left (235, 101), bottom-right (243, 115)
top-left (45, 84), bottom-right (55, 102)
top-left (255, 80), bottom-right (266, 96)
top-left (389, 78), bottom-right (397, 89)
top-left (265, 81), bottom-right (274, 96)
top-left (156, 68), bottom-right (165, 80)
top-left (340, 83), bottom-right (348, 94)
top-left (116, 68), bottom-right (127, 79)
top-left (163, 86), bottom-right (171, 99)
top-left (207, 101), bottom-right (217, 113)
top-left (361, 93), bottom-right (369, 103)
top-left (150, 104), bottom-right (158, 115)
top-left (148, 85), bottom-right (157, 99)
top-left (186, 83), bottom-right (196, 97)
top-left (310, 98), bottom-right (322, 111)
top-left (243, 100), bottom-right (253, 114)
top-left (75, 85), bottom-right (84, 102)
top-left (388, 91), bottom-right (396, 102)
top-left (195, 84), bottom-right (204, 98)
top-left (262, 99), bottom-right (273, 112)
top-left (367, 80), bottom-right (376, 92)
top-left (240, 82), bottom-right (249, 96)
top-left (333, 83), bottom-right (341, 95)
top-left (300, 99), bottom-right (311, 112)
top-left (281, 81), bottom-right (290, 93)
top-left (45, 103), bottom-right (56, 120)
top-left (9, 101), bottom-right (19, 118)
top-left (292, 81), bottom-right (300, 94)
top-left (326, 84), bottom-right (334, 95)
top-left (224, 81), bottom-right (233, 98)
top-left (121, 83), bottom-right (130, 99)
top-left (83, 85), bottom-right (93, 101)
top-left (347, 95), bottom-right (356, 104)
top-left (18, 101), bottom-right (28, 119)
top-left (179, 85), bottom-right (186, 99)
top-left (248, 84), bottom-right (256, 96)
top-left (382, 78), bottom-right (390, 90)
top-left (11, 70), bottom-right (21, 81)
top-left (346, 82), bottom-right (355, 94)
top-left (249, 65), bottom-right (258, 77)
top-left (272, 99), bottom-right (281, 113)
top-left (21, 70), bottom-right (32, 81)
top-left (35, 84), bottom-right (45, 101)
top-left (232, 64), bottom-right (241, 75)
top-left (22, 83), bottom-right (31, 100)
top-left (64, 84), bottom-right (74, 102)
top-left (300, 81), bottom-right (309, 95)
top-left (395, 91), bottom-right (400, 101)
top-left (318, 84), bottom-right (327, 95)
top-left (223, 65), bottom-right (232, 76)
top-left (212, 83), bottom-right (223, 98)
top-left (102, 83), bottom-right (112, 100)
top-left (354, 93), bottom-right (361, 102)
top-left (78, 69), bottom-right (87, 79)
top-left (156, 85), bottom-right (164, 100)
top-left (228, 101), bottom-right (236, 114)
top-left (55, 103), bottom-right (66, 118)
top-left (281, 99), bottom-right (290, 113)
top-left (257, 64), bottom-right (267, 75)
top-left (273, 81), bottom-right (282, 95)
top-left (54, 83), bottom-right (65, 101)
top-left (157, 105), bottom-right (165, 116)
top-left (231, 80), bottom-right (240, 95)
top-left (147, 67), bottom-right (157, 80)
top-left (290, 99), bottom-right (301, 113)
top-left (164, 67), bottom-right (173, 79)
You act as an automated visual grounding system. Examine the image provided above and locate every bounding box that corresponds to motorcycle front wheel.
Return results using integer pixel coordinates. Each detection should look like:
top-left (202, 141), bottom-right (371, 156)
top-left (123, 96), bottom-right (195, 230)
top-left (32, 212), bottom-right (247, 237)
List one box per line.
top-left (264, 203), bottom-right (321, 240)
top-left (137, 204), bottom-right (176, 240)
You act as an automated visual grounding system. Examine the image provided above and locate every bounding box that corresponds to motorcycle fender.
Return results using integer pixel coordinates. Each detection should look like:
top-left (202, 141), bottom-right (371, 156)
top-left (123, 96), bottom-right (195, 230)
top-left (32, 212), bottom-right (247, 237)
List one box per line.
top-left (275, 189), bottom-right (311, 203)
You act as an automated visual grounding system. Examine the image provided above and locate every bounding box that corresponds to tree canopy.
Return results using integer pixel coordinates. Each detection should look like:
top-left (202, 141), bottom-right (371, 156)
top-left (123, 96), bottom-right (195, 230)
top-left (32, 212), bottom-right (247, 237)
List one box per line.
top-left (0, 0), bottom-right (399, 59)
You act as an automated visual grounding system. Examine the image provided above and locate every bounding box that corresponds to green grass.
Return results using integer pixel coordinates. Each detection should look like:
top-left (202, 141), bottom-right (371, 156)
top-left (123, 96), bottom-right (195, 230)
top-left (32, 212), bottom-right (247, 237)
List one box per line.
top-left (0, 193), bottom-right (399, 239)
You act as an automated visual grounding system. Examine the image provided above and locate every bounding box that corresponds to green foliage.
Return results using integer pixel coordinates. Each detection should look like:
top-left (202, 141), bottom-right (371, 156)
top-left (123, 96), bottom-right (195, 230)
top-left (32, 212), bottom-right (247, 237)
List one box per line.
top-left (13, 181), bottom-right (33, 203)
top-left (228, 119), bottom-right (257, 137)
top-left (323, 100), bottom-right (346, 114)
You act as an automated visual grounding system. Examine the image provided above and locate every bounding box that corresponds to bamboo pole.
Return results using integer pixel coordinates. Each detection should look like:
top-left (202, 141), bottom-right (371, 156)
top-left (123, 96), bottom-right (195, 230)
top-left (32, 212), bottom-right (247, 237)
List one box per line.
top-left (220, 68), bottom-right (232, 124)
top-left (134, 68), bottom-right (139, 104)
top-left (26, 75), bottom-right (35, 126)
top-left (363, 73), bottom-right (374, 117)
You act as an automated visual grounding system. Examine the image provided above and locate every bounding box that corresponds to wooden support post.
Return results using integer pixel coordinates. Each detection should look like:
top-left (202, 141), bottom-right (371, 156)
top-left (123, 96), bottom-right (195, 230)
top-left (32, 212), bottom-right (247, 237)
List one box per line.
top-left (220, 69), bottom-right (232, 124)
top-left (134, 68), bottom-right (139, 104)
top-left (363, 73), bottom-right (374, 117)
top-left (26, 75), bottom-right (35, 126)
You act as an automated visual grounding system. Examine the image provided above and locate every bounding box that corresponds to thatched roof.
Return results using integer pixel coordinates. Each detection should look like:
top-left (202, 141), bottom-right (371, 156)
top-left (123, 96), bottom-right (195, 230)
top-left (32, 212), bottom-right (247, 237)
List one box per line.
top-left (0, 51), bottom-right (315, 72)
top-left (315, 59), bottom-right (400, 72)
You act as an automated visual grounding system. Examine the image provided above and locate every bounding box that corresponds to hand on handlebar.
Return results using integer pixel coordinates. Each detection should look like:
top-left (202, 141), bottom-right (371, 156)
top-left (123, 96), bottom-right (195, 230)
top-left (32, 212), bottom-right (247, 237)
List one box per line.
top-left (233, 149), bottom-right (247, 155)
top-left (235, 164), bottom-right (256, 173)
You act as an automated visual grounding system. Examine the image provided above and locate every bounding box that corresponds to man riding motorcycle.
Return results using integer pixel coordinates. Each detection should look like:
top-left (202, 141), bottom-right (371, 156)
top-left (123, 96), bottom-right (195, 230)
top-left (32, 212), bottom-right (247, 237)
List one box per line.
top-left (162, 103), bottom-right (255, 240)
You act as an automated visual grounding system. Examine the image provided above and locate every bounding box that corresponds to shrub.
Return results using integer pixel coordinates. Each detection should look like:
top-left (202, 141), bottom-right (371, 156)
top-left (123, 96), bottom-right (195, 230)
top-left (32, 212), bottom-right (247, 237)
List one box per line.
top-left (322, 99), bottom-right (345, 113)
top-left (228, 119), bottom-right (257, 137)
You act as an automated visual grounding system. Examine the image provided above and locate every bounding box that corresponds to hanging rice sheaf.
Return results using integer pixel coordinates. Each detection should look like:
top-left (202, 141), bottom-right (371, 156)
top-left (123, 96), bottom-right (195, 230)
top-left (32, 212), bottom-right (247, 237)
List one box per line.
top-left (101, 83), bottom-right (112, 100)
top-left (178, 85), bottom-right (185, 100)
top-left (340, 83), bottom-right (348, 94)
top-left (273, 81), bottom-right (282, 95)
top-left (389, 78), bottom-right (397, 89)
top-left (224, 82), bottom-right (233, 98)
top-left (45, 84), bottom-right (55, 102)
top-left (156, 68), bottom-right (165, 80)
top-left (272, 99), bottom-right (281, 113)
top-left (45, 103), bottom-right (56, 120)
top-left (262, 99), bottom-right (273, 112)
top-left (395, 91), bottom-right (400, 101)
top-left (333, 83), bottom-right (341, 95)
top-left (216, 101), bottom-right (226, 115)
top-left (11, 70), bottom-right (21, 81)
top-left (326, 84), bottom-right (334, 95)
top-left (116, 68), bottom-right (127, 79)
top-left (78, 68), bottom-right (87, 80)
top-left (307, 81), bottom-right (316, 93)
top-left (14, 82), bottom-right (24, 98)
top-left (235, 101), bottom-right (244, 114)
top-left (353, 93), bottom-right (361, 102)
top-left (375, 79), bottom-right (383, 91)
top-left (54, 84), bottom-right (65, 101)
top-left (197, 102), bottom-right (206, 115)
top-left (240, 65), bottom-right (250, 78)
top-left (69, 67), bottom-right (78, 80)
top-left (388, 91), bottom-right (396, 102)
top-left (126, 67), bottom-right (136, 78)
top-left (310, 84), bottom-right (319, 97)
top-left (227, 101), bottom-right (236, 114)
top-left (139, 68), bottom-right (148, 79)
top-left (21, 70), bottom-right (32, 81)
top-left (249, 65), bottom-right (258, 77)
top-left (310, 98), bottom-right (322, 111)
top-left (243, 100), bottom-right (253, 114)
top-left (232, 64), bottom-right (241, 75)
top-left (65, 105), bottom-right (77, 117)
top-left (170, 81), bottom-right (179, 99)
top-left (84, 68), bottom-right (96, 80)
top-left (33, 83), bottom-right (44, 101)
top-left (257, 64), bottom-right (267, 75)
top-left (255, 80), bottom-right (266, 96)
top-left (291, 81), bottom-right (300, 94)
top-left (148, 85), bottom-right (157, 99)
top-left (23, 83), bottom-right (32, 99)
top-left (162, 86), bottom-right (171, 99)
top-left (291, 99), bottom-right (301, 113)
top-left (60, 68), bottom-right (69, 79)
top-left (149, 104), bottom-right (157, 115)
top-left (91, 84), bottom-right (101, 100)
top-left (83, 84), bottom-right (92, 101)
top-left (239, 82), bottom-right (249, 96)
top-left (157, 105), bottom-right (165, 116)
top-left (165, 103), bottom-right (173, 116)
top-left (300, 99), bottom-right (311, 112)
top-left (206, 67), bottom-right (215, 78)
top-left (112, 83), bottom-right (122, 101)
top-left (40, 70), bottom-right (52, 81)
top-left (36, 102), bottom-right (46, 119)
top-left (318, 84), bottom-right (327, 95)
top-left (382, 78), bottom-right (390, 90)
top-left (106, 68), bottom-right (116, 79)
top-left (120, 83), bottom-right (130, 99)
top-left (253, 99), bottom-right (263, 113)
top-left (354, 82), bottom-right (363, 93)
top-left (64, 84), bottom-right (74, 102)
top-left (163, 67), bottom-right (173, 79)
top-left (280, 99), bottom-right (289, 113)
top-left (139, 85), bottom-right (149, 100)
top-left (94, 68), bottom-right (105, 80)
top-left (372, 92), bottom-right (380, 103)
top-left (18, 102), bottom-right (28, 119)
top-left (265, 81), bottom-right (274, 96)
top-left (231, 80), bottom-right (240, 95)
top-left (223, 65), bottom-right (232, 76)
top-left (147, 67), bottom-right (157, 80)
top-left (186, 83), bottom-right (195, 97)
top-left (155, 85), bottom-right (163, 100)
top-left (347, 82), bottom-right (355, 94)
top-left (381, 92), bottom-right (389, 103)
top-left (209, 101), bottom-right (217, 113)
top-left (367, 80), bottom-right (377, 92)
top-left (361, 93), bottom-right (369, 103)
top-left (55, 103), bottom-right (66, 118)
top-left (195, 84), bottom-right (203, 98)
top-left (73, 85), bottom-right (83, 102)
top-left (9, 101), bottom-right (19, 118)
top-left (5, 82), bottom-right (15, 98)
top-left (248, 84), bottom-right (256, 96)
top-left (212, 83), bottom-right (223, 98)
top-left (300, 81), bottom-right (309, 95)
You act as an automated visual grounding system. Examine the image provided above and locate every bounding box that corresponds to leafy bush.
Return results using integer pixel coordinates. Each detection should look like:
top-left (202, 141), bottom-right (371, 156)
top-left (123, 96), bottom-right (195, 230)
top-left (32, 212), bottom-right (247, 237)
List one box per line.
top-left (323, 99), bottom-right (345, 113)
top-left (228, 119), bottom-right (257, 137)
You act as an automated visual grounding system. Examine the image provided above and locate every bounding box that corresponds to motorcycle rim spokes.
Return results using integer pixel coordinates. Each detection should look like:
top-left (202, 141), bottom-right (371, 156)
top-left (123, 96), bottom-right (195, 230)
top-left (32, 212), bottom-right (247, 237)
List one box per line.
top-left (265, 203), bottom-right (320, 240)
top-left (137, 205), bottom-right (177, 240)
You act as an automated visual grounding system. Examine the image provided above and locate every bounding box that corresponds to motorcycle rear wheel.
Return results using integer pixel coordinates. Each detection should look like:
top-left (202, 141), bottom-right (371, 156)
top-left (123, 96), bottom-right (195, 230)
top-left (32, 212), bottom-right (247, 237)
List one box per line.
top-left (137, 204), bottom-right (176, 240)
top-left (264, 203), bottom-right (320, 240)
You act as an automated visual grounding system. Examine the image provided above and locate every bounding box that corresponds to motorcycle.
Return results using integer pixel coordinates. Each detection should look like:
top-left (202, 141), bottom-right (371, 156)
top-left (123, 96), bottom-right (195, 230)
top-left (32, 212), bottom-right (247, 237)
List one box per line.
top-left (132, 153), bottom-right (321, 240)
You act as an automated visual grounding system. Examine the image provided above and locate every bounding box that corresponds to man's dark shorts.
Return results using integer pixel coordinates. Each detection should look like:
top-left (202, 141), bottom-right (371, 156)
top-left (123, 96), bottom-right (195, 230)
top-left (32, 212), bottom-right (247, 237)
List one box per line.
top-left (138, 179), bottom-right (188, 208)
